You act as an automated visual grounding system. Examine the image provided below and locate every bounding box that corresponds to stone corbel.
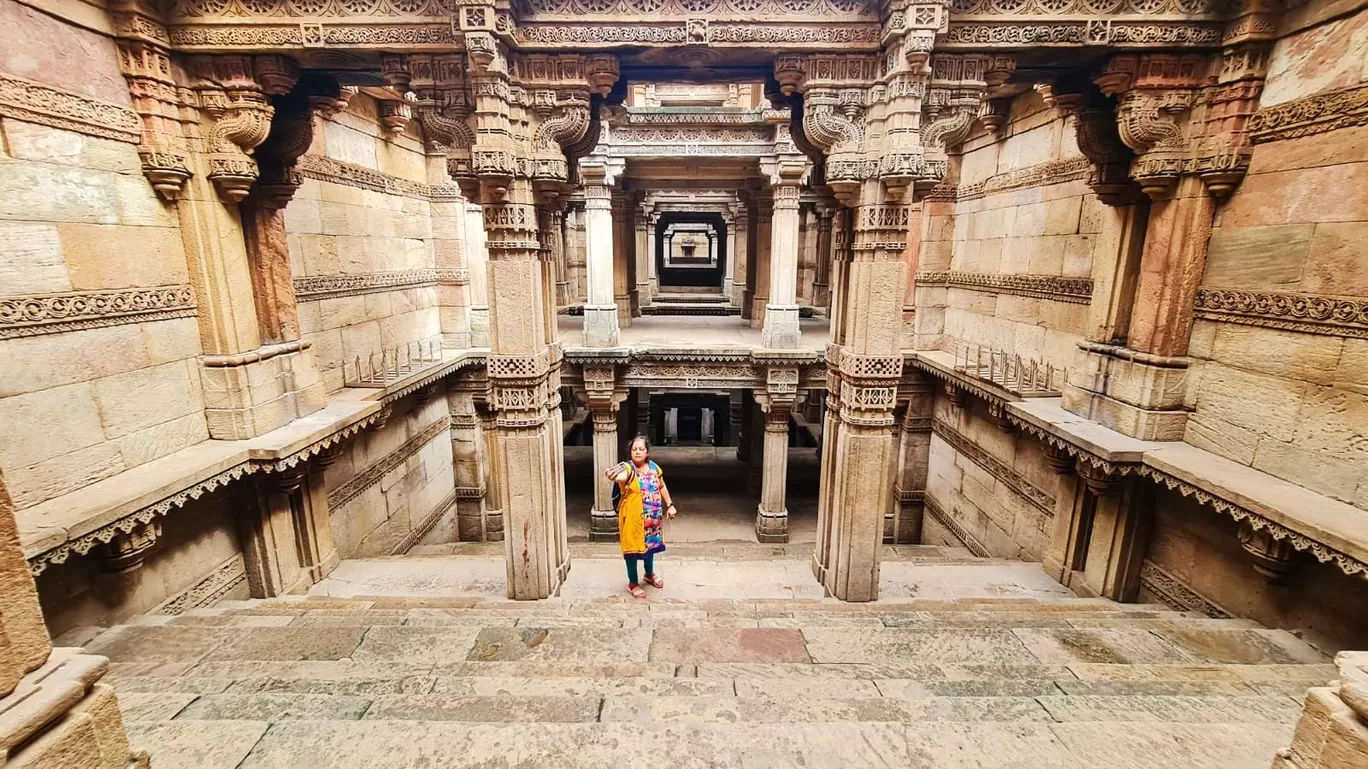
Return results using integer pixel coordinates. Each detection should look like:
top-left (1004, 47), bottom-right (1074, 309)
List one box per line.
top-left (190, 55), bottom-right (298, 204)
top-left (118, 38), bottom-right (194, 201)
top-left (95, 519), bottom-right (162, 574)
top-left (1238, 521), bottom-right (1296, 583)
top-left (919, 55), bottom-right (993, 190)
top-left (379, 93), bottom-right (416, 138)
top-left (1043, 442), bottom-right (1075, 475)
top-left (1052, 80), bottom-right (1139, 206)
top-left (943, 381), bottom-right (966, 408)
top-left (1075, 458), bottom-right (1116, 497)
top-left (254, 75), bottom-right (340, 210)
top-left (986, 401), bottom-right (1013, 433)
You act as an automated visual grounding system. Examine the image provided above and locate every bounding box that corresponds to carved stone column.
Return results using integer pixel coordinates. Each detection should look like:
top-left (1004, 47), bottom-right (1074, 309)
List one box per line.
top-left (236, 459), bottom-right (335, 597)
top-left (580, 159), bottom-right (621, 346)
top-left (755, 365), bottom-right (800, 543)
top-left (476, 398), bottom-right (504, 542)
top-left (585, 366), bottom-right (626, 541)
top-left (449, 382), bottom-right (490, 541)
top-left (465, 200), bottom-right (492, 347)
top-left (635, 204), bottom-right (653, 306)
top-left (762, 163), bottom-right (806, 349)
top-left (732, 203), bottom-right (749, 308)
top-left (891, 376), bottom-right (933, 544)
top-left (612, 187), bottom-right (637, 323)
top-left (749, 188), bottom-right (773, 328)
top-left (558, 200), bottom-right (577, 306)
top-left (812, 201), bottom-right (834, 309)
top-left (746, 391), bottom-right (764, 494)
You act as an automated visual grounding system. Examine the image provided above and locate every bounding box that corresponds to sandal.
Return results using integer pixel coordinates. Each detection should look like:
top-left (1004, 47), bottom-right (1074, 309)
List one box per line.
top-left (628, 584), bottom-right (647, 600)
top-left (643, 573), bottom-right (664, 589)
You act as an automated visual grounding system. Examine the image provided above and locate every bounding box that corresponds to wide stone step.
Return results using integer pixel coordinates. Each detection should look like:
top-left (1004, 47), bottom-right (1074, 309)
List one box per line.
top-left (127, 720), bottom-right (1298, 769)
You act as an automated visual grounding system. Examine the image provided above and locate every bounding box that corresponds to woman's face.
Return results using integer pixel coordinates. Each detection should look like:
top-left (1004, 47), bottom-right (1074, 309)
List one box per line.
top-left (630, 440), bottom-right (648, 463)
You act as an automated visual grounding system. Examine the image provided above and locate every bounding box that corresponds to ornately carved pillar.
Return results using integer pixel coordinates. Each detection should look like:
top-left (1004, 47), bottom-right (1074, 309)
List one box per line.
top-left (749, 188), bottom-right (773, 327)
top-left (762, 163), bottom-right (806, 349)
top-left (732, 203), bottom-right (750, 309)
top-left (465, 199), bottom-right (492, 347)
top-left (585, 366), bottom-right (626, 541)
top-left (755, 365), bottom-right (800, 542)
top-left (890, 376), bottom-right (933, 544)
top-left (580, 159), bottom-right (621, 346)
top-left (449, 381), bottom-right (490, 541)
top-left (812, 201), bottom-right (834, 309)
top-left (634, 204), bottom-right (652, 307)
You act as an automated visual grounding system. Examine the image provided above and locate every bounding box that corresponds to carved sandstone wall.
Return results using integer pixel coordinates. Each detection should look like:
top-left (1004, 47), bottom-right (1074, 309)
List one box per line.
top-left (1183, 4), bottom-right (1368, 511)
top-left (0, 0), bottom-right (209, 511)
top-left (289, 93), bottom-right (445, 393)
top-left (915, 90), bottom-right (1098, 369)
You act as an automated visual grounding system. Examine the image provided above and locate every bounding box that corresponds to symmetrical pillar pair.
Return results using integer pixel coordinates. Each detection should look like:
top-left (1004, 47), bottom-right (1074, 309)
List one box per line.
top-left (1057, 11), bottom-right (1275, 440)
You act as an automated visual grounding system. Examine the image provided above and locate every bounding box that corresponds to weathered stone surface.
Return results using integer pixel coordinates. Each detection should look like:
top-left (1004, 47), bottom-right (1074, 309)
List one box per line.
top-left (802, 629), bottom-right (1039, 665)
top-left (1038, 694), bottom-right (1302, 723)
top-left (175, 693), bottom-right (373, 721)
top-left (126, 721), bottom-right (269, 769)
top-left (202, 627), bottom-right (367, 662)
top-left (1151, 628), bottom-right (1327, 665)
top-left (649, 629), bottom-right (811, 663)
top-left (85, 627), bottom-right (229, 663)
top-left (1010, 629), bottom-right (1198, 665)
top-left (364, 694), bottom-right (600, 722)
top-left (115, 692), bottom-right (199, 721)
top-left (467, 628), bottom-right (651, 663)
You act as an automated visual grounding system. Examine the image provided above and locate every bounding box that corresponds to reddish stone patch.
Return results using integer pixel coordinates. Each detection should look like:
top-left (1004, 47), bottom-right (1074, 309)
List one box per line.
top-left (648, 629), bottom-right (811, 663)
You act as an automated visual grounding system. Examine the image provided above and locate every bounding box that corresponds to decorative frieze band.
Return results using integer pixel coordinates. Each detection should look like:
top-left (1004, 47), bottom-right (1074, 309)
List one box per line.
top-left (297, 155), bottom-right (463, 201)
top-left (1248, 84), bottom-right (1368, 145)
top-left (391, 489), bottom-right (458, 556)
top-left (294, 270), bottom-right (439, 301)
top-left (0, 72), bottom-right (142, 144)
top-left (435, 268), bottom-right (471, 287)
top-left (153, 554), bottom-right (248, 616)
top-left (1138, 560), bottom-right (1231, 619)
top-left (923, 494), bottom-right (990, 558)
top-left (0, 286), bottom-right (197, 340)
top-left (916, 271), bottom-right (1093, 304)
top-left (932, 419), bottom-right (1055, 516)
top-left (1195, 288), bottom-right (1368, 339)
top-left (328, 416), bottom-right (451, 510)
top-left (951, 157), bottom-right (1092, 202)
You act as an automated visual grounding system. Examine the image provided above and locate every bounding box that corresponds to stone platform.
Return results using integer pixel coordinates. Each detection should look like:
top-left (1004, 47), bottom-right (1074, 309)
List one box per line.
top-left (81, 548), bottom-right (1336, 768)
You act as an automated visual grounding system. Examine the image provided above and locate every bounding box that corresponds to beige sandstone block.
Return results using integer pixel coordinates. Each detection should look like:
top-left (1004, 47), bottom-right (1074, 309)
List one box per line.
top-left (1291, 387), bottom-right (1368, 464)
top-left (93, 360), bottom-right (202, 439)
top-left (283, 198), bottom-right (322, 235)
top-left (58, 223), bottom-right (187, 291)
top-left (364, 293), bottom-right (395, 325)
top-left (139, 317), bottom-right (202, 365)
top-left (1210, 324), bottom-right (1343, 386)
top-left (317, 295), bottom-right (368, 330)
top-left (1194, 364), bottom-right (1307, 441)
top-left (0, 0), bottom-right (130, 103)
top-left (1251, 438), bottom-right (1362, 504)
top-left (1187, 319), bottom-right (1217, 359)
top-left (1203, 223), bottom-right (1311, 288)
top-left (1011, 202), bottom-right (1048, 238)
top-left (1001, 122), bottom-right (1055, 170)
top-left (1220, 164), bottom-right (1368, 228)
top-left (111, 175), bottom-right (175, 228)
top-left (1334, 339), bottom-right (1368, 397)
top-left (0, 467), bottom-right (53, 677)
top-left (1, 122), bottom-right (135, 175)
top-left (0, 162), bottom-right (119, 225)
top-left (0, 324), bottom-right (150, 397)
top-left (1248, 124), bottom-right (1368, 175)
top-left (1029, 235), bottom-right (1069, 276)
top-left (0, 382), bottom-right (104, 465)
top-left (1262, 12), bottom-right (1368, 106)
top-left (115, 412), bottom-right (209, 468)
top-left (1184, 415), bottom-right (1261, 465)
top-left (297, 234), bottom-right (340, 276)
top-left (322, 120), bottom-right (378, 170)
top-left (8, 441), bottom-right (125, 509)
top-left (998, 237), bottom-right (1033, 274)
top-left (1302, 221), bottom-right (1368, 297)
top-left (1043, 196), bottom-right (1082, 236)
top-left (0, 221), bottom-right (70, 294)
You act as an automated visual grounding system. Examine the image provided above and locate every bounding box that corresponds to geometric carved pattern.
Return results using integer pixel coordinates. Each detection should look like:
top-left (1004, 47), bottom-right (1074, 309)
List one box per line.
top-left (153, 554), bottom-right (248, 615)
top-left (924, 493), bottom-right (990, 558)
top-left (950, 157), bottom-right (1091, 201)
top-left (293, 270), bottom-right (440, 301)
top-left (932, 419), bottom-right (1055, 516)
top-left (1194, 288), bottom-right (1368, 340)
top-left (915, 271), bottom-right (1094, 304)
top-left (1139, 560), bottom-right (1232, 619)
top-left (1247, 84), bottom-right (1368, 145)
top-left (297, 154), bottom-right (463, 201)
top-left (0, 286), bottom-right (197, 339)
top-left (0, 72), bottom-right (142, 144)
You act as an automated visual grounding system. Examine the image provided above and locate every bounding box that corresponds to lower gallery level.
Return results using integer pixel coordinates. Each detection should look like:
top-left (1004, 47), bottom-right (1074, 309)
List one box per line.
top-left (0, 0), bottom-right (1366, 765)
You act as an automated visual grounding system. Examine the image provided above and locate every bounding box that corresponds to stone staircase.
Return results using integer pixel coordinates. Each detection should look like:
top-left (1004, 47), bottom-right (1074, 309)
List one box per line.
top-left (85, 547), bottom-right (1336, 769)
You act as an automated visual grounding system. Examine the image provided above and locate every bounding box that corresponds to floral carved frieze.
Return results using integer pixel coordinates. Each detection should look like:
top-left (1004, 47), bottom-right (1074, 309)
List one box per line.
top-left (0, 286), bottom-right (197, 340)
top-left (173, 0), bottom-right (453, 16)
top-left (1139, 560), bottom-right (1231, 619)
top-left (518, 0), bottom-right (875, 17)
top-left (948, 0), bottom-right (1224, 15)
top-left (0, 72), bottom-right (142, 144)
top-left (940, 20), bottom-right (1223, 47)
top-left (168, 23), bottom-right (459, 49)
top-left (916, 271), bottom-right (1094, 304)
top-left (294, 270), bottom-right (440, 301)
top-left (932, 419), bottom-right (1055, 516)
top-left (1194, 288), bottom-right (1368, 340)
top-left (1247, 84), bottom-right (1368, 144)
top-left (328, 416), bottom-right (451, 510)
top-left (946, 156), bottom-right (1091, 201)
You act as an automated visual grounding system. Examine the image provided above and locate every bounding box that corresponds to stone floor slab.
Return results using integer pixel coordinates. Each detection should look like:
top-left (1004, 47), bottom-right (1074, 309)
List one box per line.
top-left (364, 694), bottom-right (601, 722)
top-left (352, 627), bottom-right (482, 663)
top-left (460, 676), bottom-right (735, 697)
top-left (127, 721), bottom-right (269, 769)
top-left (201, 627), bottom-right (368, 662)
top-left (466, 627), bottom-right (653, 662)
top-left (176, 693), bottom-right (373, 721)
top-left (1011, 628), bottom-right (1200, 665)
top-left (1036, 694), bottom-right (1305, 723)
top-left (649, 629), bottom-right (811, 663)
top-left (598, 695), bottom-right (1050, 723)
top-left (1149, 628), bottom-right (1329, 665)
top-left (85, 626), bottom-right (228, 663)
top-left (802, 628), bottom-right (1037, 665)
top-left (116, 692), bottom-right (199, 721)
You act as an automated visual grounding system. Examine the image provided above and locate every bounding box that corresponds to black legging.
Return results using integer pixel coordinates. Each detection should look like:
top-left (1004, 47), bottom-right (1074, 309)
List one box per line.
top-left (626, 554), bottom-right (655, 585)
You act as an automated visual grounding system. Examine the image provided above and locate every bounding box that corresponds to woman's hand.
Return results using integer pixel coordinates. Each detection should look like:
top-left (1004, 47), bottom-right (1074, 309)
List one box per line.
top-left (666, 503), bottom-right (677, 519)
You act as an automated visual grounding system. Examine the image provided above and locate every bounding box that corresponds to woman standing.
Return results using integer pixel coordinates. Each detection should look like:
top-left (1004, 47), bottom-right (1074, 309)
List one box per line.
top-left (606, 435), bottom-right (677, 599)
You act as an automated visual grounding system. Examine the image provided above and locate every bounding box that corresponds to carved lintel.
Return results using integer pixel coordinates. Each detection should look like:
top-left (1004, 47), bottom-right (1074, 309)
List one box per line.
top-left (95, 520), bottom-right (162, 574)
top-left (1238, 521), bottom-right (1296, 583)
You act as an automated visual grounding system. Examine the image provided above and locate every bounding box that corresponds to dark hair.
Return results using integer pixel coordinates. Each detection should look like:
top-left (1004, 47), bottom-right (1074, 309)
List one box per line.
top-left (628, 434), bottom-right (650, 455)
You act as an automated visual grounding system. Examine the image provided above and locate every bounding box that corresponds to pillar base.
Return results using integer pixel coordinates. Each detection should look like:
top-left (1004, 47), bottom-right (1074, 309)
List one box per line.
top-left (590, 508), bottom-right (619, 542)
top-left (761, 304), bottom-right (802, 349)
top-left (637, 281), bottom-right (653, 305)
top-left (1062, 342), bottom-right (1190, 441)
top-left (583, 305), bottom-right (621, 347)
top-left (756, 505), bottom-right (789, 543)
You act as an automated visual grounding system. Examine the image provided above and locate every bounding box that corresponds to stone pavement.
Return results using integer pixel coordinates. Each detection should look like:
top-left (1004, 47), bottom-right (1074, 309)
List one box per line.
top-left (83, 547), bottom-right (1335, 769)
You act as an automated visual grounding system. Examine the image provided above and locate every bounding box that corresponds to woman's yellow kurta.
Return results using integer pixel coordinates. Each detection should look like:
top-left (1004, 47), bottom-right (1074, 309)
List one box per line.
top-left (609, 460), bottom-right (666, 559)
